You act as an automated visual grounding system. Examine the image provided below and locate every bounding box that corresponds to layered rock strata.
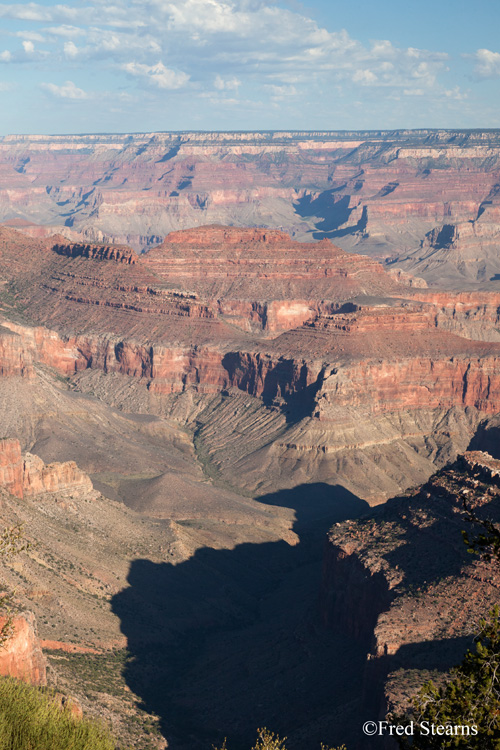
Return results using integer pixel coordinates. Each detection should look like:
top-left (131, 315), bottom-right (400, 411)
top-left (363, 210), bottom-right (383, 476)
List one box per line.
top-left (53, 242), bottom-right (137, 264)
top-left (0, 439), bottom-right (96, 500)
top-left (2, 224), bottom-right (500, 502)
top-left (2, 130), bottom-right (500, 287)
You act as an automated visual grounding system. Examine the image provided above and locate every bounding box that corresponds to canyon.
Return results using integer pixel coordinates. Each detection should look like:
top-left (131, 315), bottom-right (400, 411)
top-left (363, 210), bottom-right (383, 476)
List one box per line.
top-left (0, 130), bottom-right (498, 749)
top-left (1, 223), bottom-right (500, 506)
top-left (2, 129), bottom-right (500, 289)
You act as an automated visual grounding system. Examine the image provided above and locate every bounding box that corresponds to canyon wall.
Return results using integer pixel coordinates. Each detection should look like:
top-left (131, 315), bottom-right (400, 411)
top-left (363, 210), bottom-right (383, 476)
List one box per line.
top-left (1, 224), bottom-right (500, 506)
top-left (0, 439), bottom-right (24, 499)
top-left (2, 130), bottom-right (500, 288)
top-left (0, 327), bottom-right (33, 378)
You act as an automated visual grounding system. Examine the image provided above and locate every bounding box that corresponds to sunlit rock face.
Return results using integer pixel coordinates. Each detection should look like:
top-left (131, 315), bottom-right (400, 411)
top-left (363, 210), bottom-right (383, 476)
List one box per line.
top-left (2, 130), bottom-right (500, 290)
top-left (0, 613), bottom-right (47, 686)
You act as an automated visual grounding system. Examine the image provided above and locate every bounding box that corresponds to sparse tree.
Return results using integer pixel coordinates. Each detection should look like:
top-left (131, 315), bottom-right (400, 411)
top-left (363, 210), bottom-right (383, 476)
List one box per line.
top-left (462, 495), bottom-right (500, 564)
top-left (392, 496), bottom-right (500, 748)
top-left (393, 608), bottom-right (500, 749)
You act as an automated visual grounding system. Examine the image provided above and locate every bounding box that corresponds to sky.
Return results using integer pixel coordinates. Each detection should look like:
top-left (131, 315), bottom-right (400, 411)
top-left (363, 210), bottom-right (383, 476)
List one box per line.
top-left (0, 0), bottom-right (499, 134)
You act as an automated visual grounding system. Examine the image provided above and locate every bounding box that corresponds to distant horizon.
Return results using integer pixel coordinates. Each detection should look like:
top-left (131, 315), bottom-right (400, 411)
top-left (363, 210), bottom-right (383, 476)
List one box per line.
top-left (3, 127), bottom-right (500, 138)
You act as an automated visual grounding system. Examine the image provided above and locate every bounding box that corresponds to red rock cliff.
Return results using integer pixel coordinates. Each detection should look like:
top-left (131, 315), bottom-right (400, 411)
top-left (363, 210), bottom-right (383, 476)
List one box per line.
top-left (22, 453), bottom-right (95, 498)
top-left (0, 327), bottom-right (33, 378)
top-left (0, 612), bottom-right (47, 685)
top-left (0, 439), bottom-right (23, 499)
top-left (0, 439), bottom-right (96, 500)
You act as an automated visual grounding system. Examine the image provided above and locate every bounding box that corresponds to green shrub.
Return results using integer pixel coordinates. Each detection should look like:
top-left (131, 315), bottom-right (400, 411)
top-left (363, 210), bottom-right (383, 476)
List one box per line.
top-left (0, 677), bottom-right (114, 750)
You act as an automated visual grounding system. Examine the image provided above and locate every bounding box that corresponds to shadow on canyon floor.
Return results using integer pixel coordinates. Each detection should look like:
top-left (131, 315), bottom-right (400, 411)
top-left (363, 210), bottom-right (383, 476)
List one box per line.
top-left (112, 483), bottom-right (372, 750)
top-left (467, 420), bottom-right (500, 459)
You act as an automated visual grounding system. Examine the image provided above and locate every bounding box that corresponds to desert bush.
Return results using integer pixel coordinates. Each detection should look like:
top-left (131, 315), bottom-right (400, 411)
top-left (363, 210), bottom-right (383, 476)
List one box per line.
top-left (0, 676), bottom-right (114, 750)
top-left (213, 729), bottom-right (347, 749)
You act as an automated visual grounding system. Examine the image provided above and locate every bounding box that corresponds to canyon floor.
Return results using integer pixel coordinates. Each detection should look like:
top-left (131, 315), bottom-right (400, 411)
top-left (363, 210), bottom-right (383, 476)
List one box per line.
top-left (0, 129), bottom-right (499, 749)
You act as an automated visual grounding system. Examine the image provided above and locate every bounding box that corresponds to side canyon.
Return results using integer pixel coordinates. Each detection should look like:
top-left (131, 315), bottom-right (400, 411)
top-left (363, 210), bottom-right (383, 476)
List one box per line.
top-left (0, 130), bottom-right (499, 749)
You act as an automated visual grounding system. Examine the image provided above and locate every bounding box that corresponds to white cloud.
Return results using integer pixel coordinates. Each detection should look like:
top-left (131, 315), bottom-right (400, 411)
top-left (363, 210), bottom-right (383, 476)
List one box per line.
top-left (64, 41), bottom-right (79, 58)
top-left (0, 3), bottom-right (80, 22)
top-left (444, 86), bottom-right (468, 101)
top-left (472, 48), bottom-right (500, 78)
top-left (13, 30), bottom-right (45, 42)
top-left (0, 50), bottom-right (11, 62)
top-left (265, 83), bottom-right (297, 97)
top-left (352, 69), bottom-right (378, 85)
top-left (121, 61), bottom-right (190, 89)
top-left (0, 0), bottom-right (470, 117)
top-left (44, 25), bottom-right (87, 38)
top-left (41, 80), bottom-right (89, 99)
top-left (214, 74), bottom-right (240, 91)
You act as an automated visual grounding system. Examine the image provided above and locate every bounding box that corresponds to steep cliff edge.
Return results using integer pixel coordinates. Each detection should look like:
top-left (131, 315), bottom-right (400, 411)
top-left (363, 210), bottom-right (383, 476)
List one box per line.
top-left (0, 326), bottom-right (33, 378)
top-left (0, 439), bottom-right (24, 499)
top-left (321, 451), bottom-right (500, 720)
top-left (1, 130), bottom-right (500, 288)
top-left (0, 613), bottom-right (47, 685)
top-left (53, 242), bottom-right (137, 265)
top-left (2, 224), bottom-right (500, 503)
top-left (0, 439), bottom-right (97, 501)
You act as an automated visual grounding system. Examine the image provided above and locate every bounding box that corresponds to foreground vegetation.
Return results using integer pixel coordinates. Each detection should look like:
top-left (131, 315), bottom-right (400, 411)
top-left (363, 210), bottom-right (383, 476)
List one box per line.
top-left (393, 500), bottom-right (500, 748)
top-left (0, 677), bottom-right (115, 750)
top-left (214, 728), bottom-right (346, 749)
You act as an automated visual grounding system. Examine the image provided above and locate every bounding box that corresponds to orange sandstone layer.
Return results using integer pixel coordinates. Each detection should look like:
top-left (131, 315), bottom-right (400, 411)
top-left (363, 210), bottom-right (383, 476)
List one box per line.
top-left (0, 439), bottom-right (24, 499)
top-left (0, 439), bottom-right (96, 500)
top-left (0, 613), bottom-right (46, 685)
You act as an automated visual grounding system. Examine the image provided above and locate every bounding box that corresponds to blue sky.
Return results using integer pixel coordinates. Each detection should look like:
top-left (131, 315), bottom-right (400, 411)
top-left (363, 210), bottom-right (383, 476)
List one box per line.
top-left (0, 0), bottom-right (499, 134)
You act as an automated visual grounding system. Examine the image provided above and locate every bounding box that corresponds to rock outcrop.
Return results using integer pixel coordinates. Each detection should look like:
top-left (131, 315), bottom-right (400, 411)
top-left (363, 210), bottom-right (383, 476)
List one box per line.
top-left (0, 439), bottom-right (24, 499)
top-left (321, 452), bottom-right (500, 717)
top-left (0, 326), bottom-right (33, 379)
top-left (22, 453), bottom-right (96, 499)
top-left (0, 612), bottom-right (46, 685)
top-left (0, 438), bottom-right (96, 500)
top-left (53, 242), bottom-right (137, 264)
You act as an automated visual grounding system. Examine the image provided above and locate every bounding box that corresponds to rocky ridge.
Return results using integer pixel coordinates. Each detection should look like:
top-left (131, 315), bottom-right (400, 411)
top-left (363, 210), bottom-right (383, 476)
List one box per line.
top-left (2, 225), bottom-right (500, 503)
top-left (321, 451), bottom-right (500, 725)
top-left (2, 130), bottom-right (500, 288)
